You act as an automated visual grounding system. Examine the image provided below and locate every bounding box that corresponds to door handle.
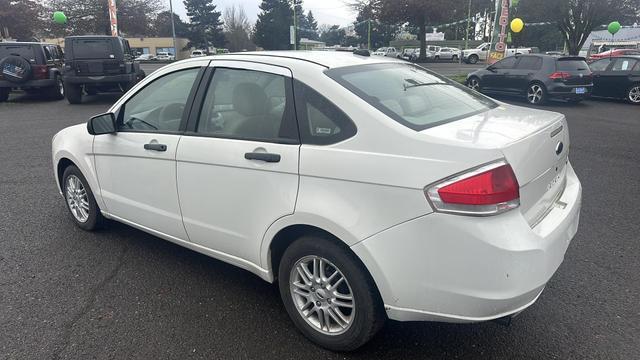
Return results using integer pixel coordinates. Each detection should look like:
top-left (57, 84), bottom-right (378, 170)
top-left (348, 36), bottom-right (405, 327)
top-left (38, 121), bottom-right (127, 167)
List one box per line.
top-left (144, 143), bottom-right (167, 151)
top-left (244, 152), bottom-right (281, 163)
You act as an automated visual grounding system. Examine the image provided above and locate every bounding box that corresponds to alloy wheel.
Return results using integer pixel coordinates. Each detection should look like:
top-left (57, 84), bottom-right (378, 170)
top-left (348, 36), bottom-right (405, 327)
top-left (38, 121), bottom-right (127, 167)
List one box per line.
top-left (65, 175), bottom-right (89, 223)
top-left (628, 86), bottom-right (640, 103)
top-left (57, 77), bottom-right (64, 97)
top-left (527, 84), bottom-right (544, 104)
top-left (289, 255), bottom-right (355, 336)
top-left (468, 78), bottom-right (480, 91)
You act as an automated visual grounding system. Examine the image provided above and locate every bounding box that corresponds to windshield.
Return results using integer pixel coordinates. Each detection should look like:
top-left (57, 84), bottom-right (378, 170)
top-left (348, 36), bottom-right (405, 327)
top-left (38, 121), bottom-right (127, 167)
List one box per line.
top-left (72, 39), bottom-right (114, 59)
top-left (326, 63), bottom-right (497, 130)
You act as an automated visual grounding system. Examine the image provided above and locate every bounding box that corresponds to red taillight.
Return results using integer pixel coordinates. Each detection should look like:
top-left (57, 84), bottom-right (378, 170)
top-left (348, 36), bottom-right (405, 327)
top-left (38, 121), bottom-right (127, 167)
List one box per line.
top-left (32, 65), bottom-right (49, 80)
top-left (549, 71), bottom-right (570, 81)
top-left (425, 161), bottom-right (520, 215)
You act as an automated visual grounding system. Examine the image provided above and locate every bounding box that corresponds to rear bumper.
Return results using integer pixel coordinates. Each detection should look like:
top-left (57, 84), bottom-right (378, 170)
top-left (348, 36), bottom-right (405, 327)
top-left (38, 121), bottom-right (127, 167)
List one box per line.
top-left (0, 79), bottom-right (56, 89)
top-left (352, 162), bottom-right (581, 323)
top-left (63, 73), bottom-right (136, 85)
top-left (548, 83), bottom-right (593, 99)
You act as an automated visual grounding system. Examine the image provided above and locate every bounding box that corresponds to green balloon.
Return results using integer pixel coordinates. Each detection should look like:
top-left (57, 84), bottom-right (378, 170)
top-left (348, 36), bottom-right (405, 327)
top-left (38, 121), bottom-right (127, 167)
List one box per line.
top-left (608, 21), bottom-right (621, 35)
top-left (53, 11), bottom-right (67, 24)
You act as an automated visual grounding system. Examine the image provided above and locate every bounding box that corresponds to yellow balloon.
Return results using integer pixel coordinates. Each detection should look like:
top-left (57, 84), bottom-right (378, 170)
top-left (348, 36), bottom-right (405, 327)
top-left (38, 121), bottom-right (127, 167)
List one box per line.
top-left (511, 18), bottom-right (524, 33)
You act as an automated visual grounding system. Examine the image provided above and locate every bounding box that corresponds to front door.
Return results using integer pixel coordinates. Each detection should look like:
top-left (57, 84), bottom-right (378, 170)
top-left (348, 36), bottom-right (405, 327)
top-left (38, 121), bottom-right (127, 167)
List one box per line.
top-left (93, 65), bottom-right (203, 240)
top-left (483, 56), bottom-right (518, 92)
top-left (176, 61), bottom-right (300, 265)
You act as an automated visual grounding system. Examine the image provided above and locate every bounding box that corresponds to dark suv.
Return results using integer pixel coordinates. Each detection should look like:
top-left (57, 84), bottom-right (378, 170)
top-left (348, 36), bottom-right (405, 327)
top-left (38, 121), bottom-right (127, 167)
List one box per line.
top-left (62, 36), bottom-right (145, 104)
top-left (0, 42), bottom-right (65, 102)
top-left (466, 54), bottom-right (593, 105)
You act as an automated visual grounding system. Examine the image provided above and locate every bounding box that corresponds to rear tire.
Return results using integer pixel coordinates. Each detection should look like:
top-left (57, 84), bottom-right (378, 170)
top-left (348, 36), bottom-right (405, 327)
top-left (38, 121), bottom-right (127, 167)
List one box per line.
top-left (526, 82), bottom-right (547, 105)
top-left (46, 75), bottom-right (65, 100)
top-left (278, 235), bottom-right (385, 351)
top-left (452, 55), bottom-right (458, 61)
top-left (626, 83), bottom-right (640, 104)
top-left (65, 83), bottom-right (82, 104)
top-left (62, 165), bottom-right (104, 231)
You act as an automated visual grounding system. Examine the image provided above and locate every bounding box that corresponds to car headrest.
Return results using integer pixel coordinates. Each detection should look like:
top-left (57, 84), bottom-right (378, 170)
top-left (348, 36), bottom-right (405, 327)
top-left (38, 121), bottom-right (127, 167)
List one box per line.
top-left (233, 83), bottom-right (268, 117)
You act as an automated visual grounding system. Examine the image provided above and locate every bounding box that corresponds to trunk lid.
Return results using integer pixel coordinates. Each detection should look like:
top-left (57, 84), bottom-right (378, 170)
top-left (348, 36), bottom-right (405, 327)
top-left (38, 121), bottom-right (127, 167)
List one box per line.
top-left (422, 103), bottom-right (569, 226)
top-left (555, 57), bottom-right (593, 86)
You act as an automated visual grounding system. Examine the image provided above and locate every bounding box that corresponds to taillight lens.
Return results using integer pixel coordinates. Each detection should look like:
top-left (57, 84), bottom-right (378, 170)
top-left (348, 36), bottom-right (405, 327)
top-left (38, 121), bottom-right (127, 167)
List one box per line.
top-left (425, 161), bottom-right (520, 216)
top-left (549, 71), bottom-right (570, 81)
top-left (32, 65), bottom-right (49, 79)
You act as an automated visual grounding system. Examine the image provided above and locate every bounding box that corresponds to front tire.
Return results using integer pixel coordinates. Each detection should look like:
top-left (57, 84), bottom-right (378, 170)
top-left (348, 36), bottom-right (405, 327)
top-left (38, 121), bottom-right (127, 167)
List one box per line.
top-left (467, 76), bottom-right (481, 92)
top-left (46, 75), bottom-right (64, 100)
top-left (0, 88), bottom-right (9, 102)
top-left (526, 82), bottom-right (547, 105)
top-left (627, 83), bottom-right (640, 104)
top-left (468, 54), bottom-right (479, 64)
top-left (278, 236), bottom-right (385, 351)
top-left (62, 165), bottom-right (104, 231)
top-left (64, 83), bottom-right (82, 104)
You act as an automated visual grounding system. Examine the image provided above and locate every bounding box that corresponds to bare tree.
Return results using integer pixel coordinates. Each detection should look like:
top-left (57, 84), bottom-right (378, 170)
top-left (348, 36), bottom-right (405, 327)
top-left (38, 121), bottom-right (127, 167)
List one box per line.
top-left (223, 5), bottom-right (255, 52)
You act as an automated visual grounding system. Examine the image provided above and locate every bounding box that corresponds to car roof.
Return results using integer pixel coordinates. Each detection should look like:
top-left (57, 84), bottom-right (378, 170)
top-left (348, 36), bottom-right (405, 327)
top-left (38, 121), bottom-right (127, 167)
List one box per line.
top-left (65, 35), bottom-right (123, 40)
top-left (0, 42), bottom-right (55, 46)
top-left (202, 51), bottom-right (403, 69)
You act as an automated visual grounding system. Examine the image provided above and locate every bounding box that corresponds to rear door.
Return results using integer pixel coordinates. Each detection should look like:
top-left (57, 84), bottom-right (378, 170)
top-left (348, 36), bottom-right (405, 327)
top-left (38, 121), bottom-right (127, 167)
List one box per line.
top-left (176, 61), bottom-right (299, 265)
top-left (601, 57), bottom-right (639, 98)
top-left (510, 56), bottom-right (542, 94)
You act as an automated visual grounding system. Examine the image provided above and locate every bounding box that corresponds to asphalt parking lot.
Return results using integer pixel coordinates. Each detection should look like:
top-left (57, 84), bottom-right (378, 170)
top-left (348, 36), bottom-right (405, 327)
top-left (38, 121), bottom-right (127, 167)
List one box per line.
top-left (1, 69), bottom-right (639, 359)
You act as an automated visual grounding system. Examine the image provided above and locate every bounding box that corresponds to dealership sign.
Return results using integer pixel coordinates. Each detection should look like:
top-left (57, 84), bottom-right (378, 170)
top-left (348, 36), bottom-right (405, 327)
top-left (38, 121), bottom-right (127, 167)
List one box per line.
top-left (488, 0), bottom-right (511, 63)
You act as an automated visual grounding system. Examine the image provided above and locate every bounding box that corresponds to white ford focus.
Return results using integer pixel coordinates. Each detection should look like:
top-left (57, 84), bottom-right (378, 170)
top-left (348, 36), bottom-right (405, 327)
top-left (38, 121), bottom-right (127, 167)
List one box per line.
top-left (52, 51), bottom-right (581, 351)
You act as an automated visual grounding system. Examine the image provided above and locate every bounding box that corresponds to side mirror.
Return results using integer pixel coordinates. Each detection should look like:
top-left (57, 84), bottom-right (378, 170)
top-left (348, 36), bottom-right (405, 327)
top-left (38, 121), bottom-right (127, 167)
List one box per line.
top-left (87, 112), bottom-right (117, 135)
top-left (487, 65), bottom-right (497, 72)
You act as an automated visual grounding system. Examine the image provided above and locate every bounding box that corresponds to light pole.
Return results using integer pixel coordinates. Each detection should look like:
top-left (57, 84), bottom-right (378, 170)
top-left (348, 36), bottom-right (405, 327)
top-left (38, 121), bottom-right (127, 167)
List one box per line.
top-left (292, 1), bottom-right (297, 50)
top-left (168, 0), bottom-right (177, 58)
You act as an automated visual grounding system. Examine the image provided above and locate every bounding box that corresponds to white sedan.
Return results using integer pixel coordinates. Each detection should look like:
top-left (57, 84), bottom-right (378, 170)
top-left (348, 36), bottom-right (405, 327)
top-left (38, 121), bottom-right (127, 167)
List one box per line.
top-left (52, 51), bottom-right (581, 351)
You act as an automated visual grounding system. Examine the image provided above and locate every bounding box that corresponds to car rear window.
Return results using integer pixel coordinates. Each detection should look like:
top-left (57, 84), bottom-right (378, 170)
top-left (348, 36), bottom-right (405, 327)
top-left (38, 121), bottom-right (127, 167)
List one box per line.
top-left (556, 59), bottom-right (589, 71)
top-left (326, 63), bottom-right (498, 131)
top-left (72, 39), bottom-right (114, 59)
top-left (0, 44), bottom-right (37, 62)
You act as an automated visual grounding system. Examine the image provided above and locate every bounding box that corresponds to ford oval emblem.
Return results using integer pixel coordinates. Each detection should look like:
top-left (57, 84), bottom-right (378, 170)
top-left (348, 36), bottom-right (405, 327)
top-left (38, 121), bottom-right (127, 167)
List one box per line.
top-left (555, 142), bottom-right (564, 155)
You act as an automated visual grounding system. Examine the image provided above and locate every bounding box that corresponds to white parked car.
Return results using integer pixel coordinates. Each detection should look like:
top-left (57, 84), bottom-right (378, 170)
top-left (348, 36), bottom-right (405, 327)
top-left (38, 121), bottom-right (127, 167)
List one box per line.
top-left (372, 47), bottom-right (398, 57)
top-left (434, 47), bottom-right (461, 61)
top-left (134, 53), bottom-right (156, 61)
top-left (52, 52), bottom-right (581, 351)
top-left (462, 42), bottom-right (491, 64)
top-left (156, 52), bottom-right (175, 61)
top-left (189, 49), bottom-right (206, 58)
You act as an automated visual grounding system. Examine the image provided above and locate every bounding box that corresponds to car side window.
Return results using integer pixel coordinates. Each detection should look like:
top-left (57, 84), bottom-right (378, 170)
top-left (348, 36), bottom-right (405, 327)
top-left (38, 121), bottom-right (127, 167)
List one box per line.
top-left (293, 80), bottom-right (357, 145)
top-left (43, 46), bottom-right (53, 62)
top-left (589, 58), bottom-right (612, 71)
top-left (515, 56), bottom-right (542, 70)
top-left (611, 58), bottom-right (638, 71)
top-left (118, 68), bottom-right (200, 133)
top-left (493, 56), bottom-right (518, 69)
top-left (195, 68), bottom-right (298, 143)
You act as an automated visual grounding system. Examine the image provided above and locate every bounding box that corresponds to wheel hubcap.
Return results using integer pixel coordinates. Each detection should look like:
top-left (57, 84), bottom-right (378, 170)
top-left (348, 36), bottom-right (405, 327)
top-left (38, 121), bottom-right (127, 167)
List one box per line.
top-left (289, 255), bottom-right (355, 335)
top-left (629, 86), bottom-right (640, 103)
top-left (65, 175), bottom-right (89, 223)
top-left (528, 85), bottom-right (543, 104)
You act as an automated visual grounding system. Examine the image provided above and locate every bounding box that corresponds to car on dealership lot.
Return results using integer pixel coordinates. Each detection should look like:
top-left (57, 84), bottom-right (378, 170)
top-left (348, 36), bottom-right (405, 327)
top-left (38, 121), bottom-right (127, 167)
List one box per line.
top-left (62, 35), bottom-right (145, 104)
top-left (156, 52), bottom-right (175, 61)
top-left (52, 51), bottom-right (581, 351)
top-left (0, 42), bottom-right (65, 102)
top-left (135, 53), bottom-right (156, 61)
top-left (588, 48), bottom-right (640, 62)
top-left (433, 47), bottom-right (461, 61)
top-left (372, 47), bottom-right (398, 57)
top-left (466, 54), bottom-right (593, 104)
top-left (588, 56), bottom-right (640, 104)
top-left (190, 50), bottom-right (207, 58)
top-left (462, 42), bottom-right (491, 64)
top-left (399, 48), bottom-right (417, 60)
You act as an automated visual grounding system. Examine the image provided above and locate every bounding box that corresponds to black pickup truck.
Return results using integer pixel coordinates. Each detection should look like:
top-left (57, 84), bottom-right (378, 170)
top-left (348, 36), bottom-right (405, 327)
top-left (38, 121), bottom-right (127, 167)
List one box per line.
top-left (63, 36), bottom-right (145, 104)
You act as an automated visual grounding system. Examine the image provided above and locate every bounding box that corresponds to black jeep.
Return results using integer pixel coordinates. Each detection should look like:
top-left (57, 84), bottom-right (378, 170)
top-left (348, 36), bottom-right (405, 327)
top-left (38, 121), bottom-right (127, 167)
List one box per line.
top-left (62, 36), bottom-right (145, 104)
top-left (0, 42), bottom-right (65, 102)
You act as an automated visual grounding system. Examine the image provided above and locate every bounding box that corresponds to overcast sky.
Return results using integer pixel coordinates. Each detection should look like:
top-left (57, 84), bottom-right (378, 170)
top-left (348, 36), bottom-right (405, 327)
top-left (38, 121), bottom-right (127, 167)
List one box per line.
top-left (164, 0), bottom-right (357, 27)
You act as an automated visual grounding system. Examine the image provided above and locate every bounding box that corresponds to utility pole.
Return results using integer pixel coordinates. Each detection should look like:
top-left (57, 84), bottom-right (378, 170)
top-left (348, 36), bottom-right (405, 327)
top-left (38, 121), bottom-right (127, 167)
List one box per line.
top-left (465, 0), bottom-right (471, 50)
top-left (292, 1), bottom-right (297, 50)
top-left (169, 0), bottom-right (177, 58)
top-left (368, 19), bottom-right (371, 50)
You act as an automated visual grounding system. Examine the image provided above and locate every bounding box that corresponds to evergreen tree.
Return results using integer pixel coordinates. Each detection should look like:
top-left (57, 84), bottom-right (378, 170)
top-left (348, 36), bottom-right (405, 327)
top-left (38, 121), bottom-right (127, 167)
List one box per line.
top-left (254, 0), bottom-right (293, 50)
top-left (183, 0), bottom-right (224, 50)
top-left (153, 11), bottom-right (189, 38)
